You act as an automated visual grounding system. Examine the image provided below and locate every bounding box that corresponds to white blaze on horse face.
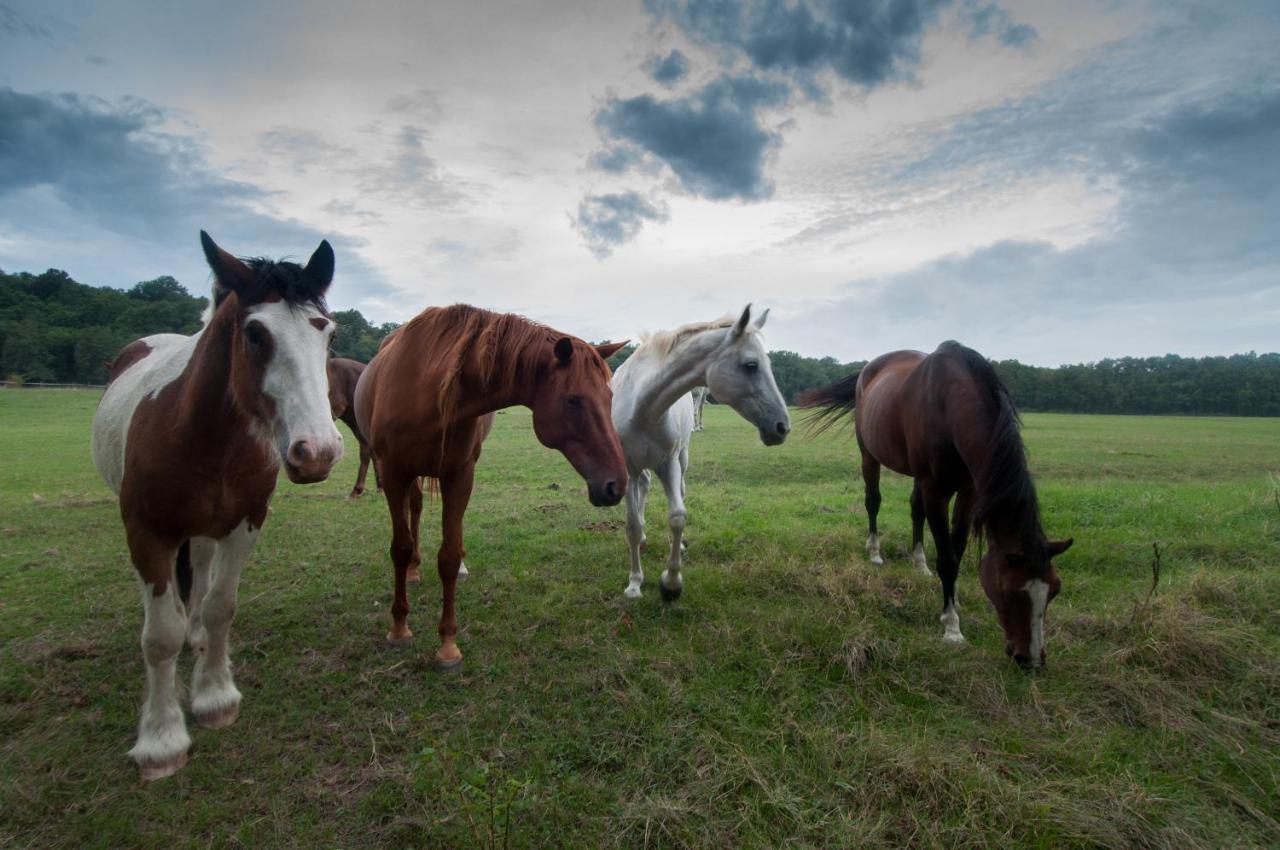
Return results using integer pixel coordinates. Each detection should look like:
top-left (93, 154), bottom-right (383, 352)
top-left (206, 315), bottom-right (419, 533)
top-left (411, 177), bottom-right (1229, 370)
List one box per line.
top-left (1024, 578), bottom-right (1049, 665)
top-left (247, 301), bottom-right (343, 463)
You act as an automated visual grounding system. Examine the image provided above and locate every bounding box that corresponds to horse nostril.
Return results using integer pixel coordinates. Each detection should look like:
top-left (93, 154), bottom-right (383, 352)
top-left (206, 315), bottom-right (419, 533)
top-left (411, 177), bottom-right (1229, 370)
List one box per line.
top-left (604, 480), bottom-right (620, 501)
top-left (291, 441), bottom-right (313, 463)
top-left (776, 421), bottom-right (790, 436)
top-left (1013, 653), bottom-right (1032, 669)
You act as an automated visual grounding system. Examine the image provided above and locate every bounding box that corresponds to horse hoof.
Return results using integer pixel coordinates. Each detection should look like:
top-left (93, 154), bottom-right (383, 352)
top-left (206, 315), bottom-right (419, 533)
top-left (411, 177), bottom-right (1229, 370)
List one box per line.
top-left (942, 632), bottom-right (966, 645)
top-left (623, 585), bottom-right (642, 599)
top-left (432, 652), bottom-right (463, 675)
top-left (195, 701), bottom-right (240, 730)
top-left (869, 555), bottom-right (884, 566)
top-left (406, 569), bottom-right (422, 585)
top-left (386, 629), bottom-right (414, 648)
top-left (659, 582), bottom-right (682, 603)
top-left (457, 562), bottom-right (469, 580)
top-left (138, 751), bottom-right (188, 782)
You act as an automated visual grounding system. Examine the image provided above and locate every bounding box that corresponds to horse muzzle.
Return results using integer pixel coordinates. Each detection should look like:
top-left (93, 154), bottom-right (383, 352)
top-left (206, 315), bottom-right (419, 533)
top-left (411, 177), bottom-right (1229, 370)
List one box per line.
top-left (757, 418), bottom-right (790, 446)
top-left (587, 478), bottom-right (624, 507)
top-left (283, 436), bottom-right (343, 484)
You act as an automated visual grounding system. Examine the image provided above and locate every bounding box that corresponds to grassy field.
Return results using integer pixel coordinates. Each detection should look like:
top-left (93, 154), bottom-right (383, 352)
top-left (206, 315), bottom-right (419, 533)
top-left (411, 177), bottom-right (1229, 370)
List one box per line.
top-left (1, 389), bottom-right (1278, 848)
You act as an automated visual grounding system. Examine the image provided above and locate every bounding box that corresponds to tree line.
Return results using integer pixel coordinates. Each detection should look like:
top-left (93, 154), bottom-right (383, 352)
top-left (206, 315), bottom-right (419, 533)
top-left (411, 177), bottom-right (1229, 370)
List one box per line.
top-left (3, 267), bottom-right (1277, 415)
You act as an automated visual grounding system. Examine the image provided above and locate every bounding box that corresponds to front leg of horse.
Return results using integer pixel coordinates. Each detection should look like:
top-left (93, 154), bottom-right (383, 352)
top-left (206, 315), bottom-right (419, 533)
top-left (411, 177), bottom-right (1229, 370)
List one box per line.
top-left (191, 522), bottom-right (257, 730)
top-left (185, 537), bottom-right (216, 653)
top-left (433, 468), bottom-right (474, 669)
top-left (128, 538), bottom-right (190, 781)
top-left (923, 486), bottom-right (965, 644)
top-left (624, 470), bottom-right (650, 598)
top-left (657, 459), bottom-right (686, 602)
top-left (382, 475), bottom-right (416, 646)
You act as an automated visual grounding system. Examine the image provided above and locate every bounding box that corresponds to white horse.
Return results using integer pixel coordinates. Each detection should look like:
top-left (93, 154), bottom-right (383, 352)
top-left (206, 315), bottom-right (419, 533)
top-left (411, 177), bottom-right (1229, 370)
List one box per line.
top-left (611, 305), bottom-right (790, 600)
top-left (91, 232), bottom-right (343, 781)
top-left (690, 386), bottom-right (709, 431)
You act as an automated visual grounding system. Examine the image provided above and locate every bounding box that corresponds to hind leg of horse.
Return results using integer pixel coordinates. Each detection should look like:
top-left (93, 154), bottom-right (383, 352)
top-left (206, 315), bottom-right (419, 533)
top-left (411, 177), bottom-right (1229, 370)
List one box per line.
top-left (921, 483), bottom-right (964, 643)
top-left (433, 466), bottom-right (474, 669)
top-left (191, 520), bottom-right (257, 730)
top-left (656, 456), bottom-right (687, 602)
top-left (861, 449), bottom-right (884, 565)
top-left (185, 537), bottom-right (216, 652)
top-left (406, 477), bottom-right (425, 584)
top-left (950, 485), bottom-right (974, 566)
top-left (624, 469), bottom-right (651, 598)
top-left (126, 534), bottom-right (189, 781)
top-left (909, 483), bottom-right (931, 576)
top-left (383, 472), bottom-right (416, 645)
top-left (350, 439), bottom-right (372, 498)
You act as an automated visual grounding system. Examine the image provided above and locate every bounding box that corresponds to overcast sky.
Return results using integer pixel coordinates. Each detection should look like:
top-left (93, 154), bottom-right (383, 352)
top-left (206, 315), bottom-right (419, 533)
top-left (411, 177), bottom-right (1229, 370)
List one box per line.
top-left (1, 0), bottom-right (1276, 365)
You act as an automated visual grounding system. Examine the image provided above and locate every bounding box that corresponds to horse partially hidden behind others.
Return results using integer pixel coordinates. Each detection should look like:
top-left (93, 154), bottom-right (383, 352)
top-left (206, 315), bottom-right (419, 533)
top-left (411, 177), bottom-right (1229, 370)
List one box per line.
top-left (92, 232), bottom-right (343, 780)
top-left (327, 357), bottom-right (378, 497)
top-left (799, 341), bottom-right (1072, 669)
top-left (355, 304), bottom-right (628, 670)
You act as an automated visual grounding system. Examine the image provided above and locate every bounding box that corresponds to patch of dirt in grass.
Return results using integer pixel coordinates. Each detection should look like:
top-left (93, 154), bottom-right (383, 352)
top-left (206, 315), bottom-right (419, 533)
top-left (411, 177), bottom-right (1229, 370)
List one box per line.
top-left (580, 520), bottom-right (624, 532)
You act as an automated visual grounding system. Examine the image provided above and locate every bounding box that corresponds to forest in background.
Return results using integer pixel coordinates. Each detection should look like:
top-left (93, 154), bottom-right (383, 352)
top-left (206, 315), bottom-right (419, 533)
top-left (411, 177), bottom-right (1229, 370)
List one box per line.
top-left (3, 267), bottom-right (1278, 416)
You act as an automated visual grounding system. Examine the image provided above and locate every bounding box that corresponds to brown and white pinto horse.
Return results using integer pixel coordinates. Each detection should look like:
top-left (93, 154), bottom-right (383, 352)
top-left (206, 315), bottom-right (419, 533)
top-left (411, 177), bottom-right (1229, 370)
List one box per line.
top-left (92, 232), bottom-right (343, 780)
top-left (800, 341), bottom-right (1072, 669)
top-left (355, 305), bottom-right (628, 669)
top-left (327, 357), bottom-right (379, 497)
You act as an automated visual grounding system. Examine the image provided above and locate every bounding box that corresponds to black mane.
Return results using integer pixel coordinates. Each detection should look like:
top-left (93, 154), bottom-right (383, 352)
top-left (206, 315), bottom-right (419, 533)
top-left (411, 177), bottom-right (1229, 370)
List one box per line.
top-left (937, 341), bottom-right (1044, 562)
top-left (212, 257), bottom-right (330, 313)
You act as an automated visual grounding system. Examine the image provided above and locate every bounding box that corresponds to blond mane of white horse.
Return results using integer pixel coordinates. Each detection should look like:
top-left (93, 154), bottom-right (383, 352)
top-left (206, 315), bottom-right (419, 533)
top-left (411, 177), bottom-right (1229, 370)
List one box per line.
top-left (610, 305), bottom-right (790, 600)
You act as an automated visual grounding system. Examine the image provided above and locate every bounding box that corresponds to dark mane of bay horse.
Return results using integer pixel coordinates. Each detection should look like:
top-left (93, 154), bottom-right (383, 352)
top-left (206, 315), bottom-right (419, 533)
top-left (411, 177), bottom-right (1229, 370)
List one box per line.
top-left (942, 342), bottom-right (1044, 567)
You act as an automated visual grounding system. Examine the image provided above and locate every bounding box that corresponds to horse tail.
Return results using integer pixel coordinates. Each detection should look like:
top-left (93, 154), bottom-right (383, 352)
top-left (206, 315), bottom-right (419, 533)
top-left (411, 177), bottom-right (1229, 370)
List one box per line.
top-left (175, 539), bottom-right (193, 606)
top-left (796, 371), bottom-right (860, 435)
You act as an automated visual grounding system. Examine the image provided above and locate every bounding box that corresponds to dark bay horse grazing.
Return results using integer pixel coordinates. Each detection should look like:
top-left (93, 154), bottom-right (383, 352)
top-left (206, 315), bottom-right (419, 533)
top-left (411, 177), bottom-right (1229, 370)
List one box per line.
top-left (355, 305), bottom-right (628, 669)
top-left (327, 357), bottom-right (379, 497)
top-left (92, 232), bottom-right (342, 780)
top-left (799, 341), bottom-right (1072, 669)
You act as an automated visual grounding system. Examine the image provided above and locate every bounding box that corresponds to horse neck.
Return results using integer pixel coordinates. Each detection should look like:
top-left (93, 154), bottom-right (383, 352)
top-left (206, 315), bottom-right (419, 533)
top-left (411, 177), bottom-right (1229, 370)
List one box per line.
top-left (631, 328), bottom-right (728, 422)
top-left (173, 305), bottom-right (254, 445)
top-left (960, 401), bottom-right (1041, 551)
top-left (446, 327), bottom-right (545, 421)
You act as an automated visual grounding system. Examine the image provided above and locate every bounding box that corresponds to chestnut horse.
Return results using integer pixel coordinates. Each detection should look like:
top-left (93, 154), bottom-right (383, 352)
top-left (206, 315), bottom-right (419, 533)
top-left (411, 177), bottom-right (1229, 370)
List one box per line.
top-left (92, 232), bottom-right (343, 780)
top-left (327, 357), bottom-right (379, 497)
top-left (799, 341), bottom-right (1072, 669)
top-left (355, 304), bottom-right (628, 669)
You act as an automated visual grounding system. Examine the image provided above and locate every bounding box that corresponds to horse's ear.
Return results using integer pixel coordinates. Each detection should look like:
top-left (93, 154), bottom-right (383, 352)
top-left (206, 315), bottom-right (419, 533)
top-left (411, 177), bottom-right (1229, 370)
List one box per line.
top-left (200, 230), bottom-right (254, 294)
top-left (753, 308), bottom-right (769, 330)
top-left (1047, 538), bottom-right (1074, 557)
top-left (731, 304), bottom-right (752, 339)
top-left (594, 340), bottom-right (628, 360)
top-left (554, 336), bottom-right (574, 365)
top-left (305, 239), bottom-right (335, 293)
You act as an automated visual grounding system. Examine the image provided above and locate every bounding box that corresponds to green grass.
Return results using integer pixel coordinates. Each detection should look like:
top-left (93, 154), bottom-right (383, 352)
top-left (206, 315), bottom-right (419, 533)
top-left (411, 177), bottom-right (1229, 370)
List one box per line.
top-left (1, 389), bottom-right (1278, 848)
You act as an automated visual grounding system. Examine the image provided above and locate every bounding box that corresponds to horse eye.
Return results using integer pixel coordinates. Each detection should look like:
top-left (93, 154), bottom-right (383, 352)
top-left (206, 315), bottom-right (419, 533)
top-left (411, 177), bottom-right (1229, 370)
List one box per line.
top-left (743, 361), bottom-right (759, 372)
top-left (566, 395), bottom-right (584, 409)
top-left (244, 324), bottom-right (264, 347)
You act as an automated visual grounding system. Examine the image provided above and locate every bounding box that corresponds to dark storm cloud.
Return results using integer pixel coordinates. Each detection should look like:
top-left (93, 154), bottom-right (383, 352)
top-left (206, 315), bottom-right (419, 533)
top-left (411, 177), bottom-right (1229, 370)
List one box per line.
top-left (0, 87), bottom-right (392, 297)
top-left (594, 74), bottom-right (791, 201)
top-left (645, 0), bottom-right (982, 97)
top-left (583, 0), bottom-right (1033, 254)
top-left (645, 49), bottom-right (690, 86)
top-left (573, 192), bottom-right (670, 258)
top-left (959, 1), bottom-right (1036, 48)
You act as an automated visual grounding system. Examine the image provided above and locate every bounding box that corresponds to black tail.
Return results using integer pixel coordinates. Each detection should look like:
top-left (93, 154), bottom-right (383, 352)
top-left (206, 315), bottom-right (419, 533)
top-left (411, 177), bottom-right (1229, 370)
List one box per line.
top-left (176, 540), bottom-right (192, 606)
top-left (796, 371), bottom-right (860, 435)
